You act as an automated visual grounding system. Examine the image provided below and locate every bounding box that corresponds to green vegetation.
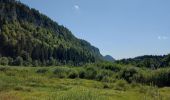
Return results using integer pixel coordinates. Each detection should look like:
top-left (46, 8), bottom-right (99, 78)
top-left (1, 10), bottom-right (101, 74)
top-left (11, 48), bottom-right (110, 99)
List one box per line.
top-left (0, 0), bottom-right (170, 100)
top-left (0, 66), bottom-right (170, 100)
top-left (0, 0), bottom-right (102, 66)
top-left (0, 61), bottom-right (170, 99)
top-left (116, 54), bottom-right (170, 69)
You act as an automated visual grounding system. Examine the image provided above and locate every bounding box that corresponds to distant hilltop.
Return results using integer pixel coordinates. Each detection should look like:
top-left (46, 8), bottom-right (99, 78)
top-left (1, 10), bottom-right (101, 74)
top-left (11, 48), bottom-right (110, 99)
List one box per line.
top-left (103, 55), bottom-right (115, 62)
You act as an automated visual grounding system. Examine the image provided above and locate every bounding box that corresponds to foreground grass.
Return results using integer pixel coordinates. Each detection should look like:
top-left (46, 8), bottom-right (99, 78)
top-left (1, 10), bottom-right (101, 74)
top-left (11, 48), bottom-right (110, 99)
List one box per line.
top-left (0, 66), bottom-right (170, 100)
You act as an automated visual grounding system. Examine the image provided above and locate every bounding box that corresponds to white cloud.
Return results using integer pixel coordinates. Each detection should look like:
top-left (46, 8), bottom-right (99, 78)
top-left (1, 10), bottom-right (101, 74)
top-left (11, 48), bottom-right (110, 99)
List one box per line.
top-left (74, 5), bottom-right (80, 10)
top-left (158, 36), bottom-right (168, 40)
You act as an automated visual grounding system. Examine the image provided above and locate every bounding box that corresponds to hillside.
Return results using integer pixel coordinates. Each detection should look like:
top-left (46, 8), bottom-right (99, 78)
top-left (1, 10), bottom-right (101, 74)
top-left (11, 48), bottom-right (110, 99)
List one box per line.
top-left (0, 0), bottom-right (103, 66)
top-left (103, 55), bottom-right (115, 62)
top-left (116, 54), bottom-right (170, 69)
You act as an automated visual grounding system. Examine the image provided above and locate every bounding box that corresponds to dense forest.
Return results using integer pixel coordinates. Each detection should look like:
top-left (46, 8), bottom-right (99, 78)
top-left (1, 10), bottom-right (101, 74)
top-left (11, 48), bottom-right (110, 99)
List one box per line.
top-left (116, 54), bottom-right (170, 69)
top-left (0, 0), bottom-right (103, 66)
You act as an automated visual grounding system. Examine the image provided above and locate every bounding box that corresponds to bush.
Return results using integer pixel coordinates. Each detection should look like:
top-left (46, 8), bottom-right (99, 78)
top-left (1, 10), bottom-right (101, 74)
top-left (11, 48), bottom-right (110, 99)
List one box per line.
top-left (13, 56), bottom-right (23, 66)
top-left (32, 60), bottom-right (39, 67)
top-left (120, 67), bottom-right (138, 83)
top-left (101, 76), bottom-right (116, 83)
top-left (0, 57), bottom-right (9, 65)
top-left (14, 86), bottom-right (32, 92)
top-left (78, 68), bottom-right (86, 78)
top-left (95, 62), bottom-right (121, 72)
top-left (0, 67), bottom-right (8, 72)
top-left (36, 69), bottom-right (48, 74)
top-left (146, 68), bottom-right (170, 87)
top-left (85, 67), bottom-right (98, 79)
top-left (114, 80), bottom-right (128, 91)
top-left (53, 67), bottom-right (70, 78)
top-left (96, 70), bottom-right (113, 81)
top-left (133, 68), bottom-right (170, 87)
top-left (8, 57), bottom-right (13, 65)
top-left (103, 83), bottom-right (111, 89)
top-left (68, 70), bottom-right (79, 79)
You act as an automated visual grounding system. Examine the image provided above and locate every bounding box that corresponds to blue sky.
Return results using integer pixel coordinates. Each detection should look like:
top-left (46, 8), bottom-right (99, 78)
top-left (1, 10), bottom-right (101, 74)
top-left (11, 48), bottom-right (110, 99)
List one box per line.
top-left (20, 0), bottom-right (170, 59)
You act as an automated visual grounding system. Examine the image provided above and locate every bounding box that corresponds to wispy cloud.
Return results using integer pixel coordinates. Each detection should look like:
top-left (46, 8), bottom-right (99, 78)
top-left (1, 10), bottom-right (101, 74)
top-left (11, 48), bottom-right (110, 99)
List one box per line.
top-left (157, 36), bottom-right (168, 40)
top-left (74, 5), bottom-right (80, 10)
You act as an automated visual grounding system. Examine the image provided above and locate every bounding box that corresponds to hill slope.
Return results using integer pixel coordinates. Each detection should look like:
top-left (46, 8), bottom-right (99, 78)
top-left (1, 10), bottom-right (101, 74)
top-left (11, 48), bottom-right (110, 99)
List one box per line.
top-left (116, 54), bottom-right (170, 68)
top-left (103, 55), bottom-right (115, 62)
top-left (0, 0), bottom-right (103, 66)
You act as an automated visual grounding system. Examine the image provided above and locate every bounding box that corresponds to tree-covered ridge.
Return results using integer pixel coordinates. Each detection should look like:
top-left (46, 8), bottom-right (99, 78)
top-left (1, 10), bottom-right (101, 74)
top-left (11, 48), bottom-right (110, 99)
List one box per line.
top-left (116, 54), bottom-right (170, 69)
top-left (0, 0), bottom-right (103, 66)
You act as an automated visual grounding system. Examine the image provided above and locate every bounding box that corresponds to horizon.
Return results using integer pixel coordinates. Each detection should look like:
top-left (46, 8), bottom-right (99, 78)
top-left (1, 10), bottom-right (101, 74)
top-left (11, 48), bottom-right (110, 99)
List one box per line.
top-left (20, 0), bottom-right (170, 59)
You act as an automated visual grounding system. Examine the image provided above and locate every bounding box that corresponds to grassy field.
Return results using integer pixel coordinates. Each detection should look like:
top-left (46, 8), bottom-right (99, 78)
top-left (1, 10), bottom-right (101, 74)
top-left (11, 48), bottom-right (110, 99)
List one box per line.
top-left (0, 66), bottom-right (170, 100)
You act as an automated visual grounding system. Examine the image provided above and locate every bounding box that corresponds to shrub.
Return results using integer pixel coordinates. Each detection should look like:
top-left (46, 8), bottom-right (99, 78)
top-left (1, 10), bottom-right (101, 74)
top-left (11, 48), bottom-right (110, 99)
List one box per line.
top-left (85, 67), bottom-right (98, 79)
top-left (103, 83), bottom-right (111, 89)
top-left (13, 56), bottom-right (23, 66)
top-left (53, 67), bottom-right (70, 78)
top-left (78, 68), bottom-right (86, 78)
top-left (36, 69), bottom-right (48, 74)
top-left (147, 68), bottom-right (170, 87)
top-left (68, 70), bottom-right (79, 79)
top-left (101, 76), bottom-right (116, 83)
top-left (130, 81), bottom-right (140, 88)
top-left (134, 68), bottom-right (170, 87)
top-left (120, 67), bottom-right (138, 83)
top-left (47, 57), bottom-right (56, 66)
top-left (14, 86), bottom-right (32, 92)
top-left (0, 67), bottom-right (8, 72)
top-left (96, 70), bottom-right (113, 81)
top-left (95, 62), bottom-right (121, 72)
top-left (7, 57), bottom-right (13, 65)
top-left (32, 60), bottom-right (39, 67)
top-left (114, 80), bottom-right (128, 91)
top-left (0, 57), bottom-right (9, 66)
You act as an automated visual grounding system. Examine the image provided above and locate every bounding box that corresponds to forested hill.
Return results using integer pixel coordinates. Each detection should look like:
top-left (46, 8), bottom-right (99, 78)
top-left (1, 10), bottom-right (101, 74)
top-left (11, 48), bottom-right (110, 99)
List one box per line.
top-left (116, 54), bottom-right (170, 69)
top-left (103, 55), bottom-right (115, 62)
top-left (0, 0), bottom-right (103, 66)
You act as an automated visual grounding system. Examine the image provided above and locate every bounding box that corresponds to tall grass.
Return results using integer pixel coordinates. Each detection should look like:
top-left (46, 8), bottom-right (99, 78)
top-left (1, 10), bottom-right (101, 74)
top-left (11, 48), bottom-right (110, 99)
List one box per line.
top-left (0, 66), bottom-right (170, 100)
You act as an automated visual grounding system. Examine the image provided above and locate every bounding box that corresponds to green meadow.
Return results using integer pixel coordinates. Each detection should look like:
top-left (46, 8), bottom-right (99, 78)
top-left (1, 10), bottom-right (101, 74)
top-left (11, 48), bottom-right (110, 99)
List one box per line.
top-left (0, 66), bottom-right (170, 100)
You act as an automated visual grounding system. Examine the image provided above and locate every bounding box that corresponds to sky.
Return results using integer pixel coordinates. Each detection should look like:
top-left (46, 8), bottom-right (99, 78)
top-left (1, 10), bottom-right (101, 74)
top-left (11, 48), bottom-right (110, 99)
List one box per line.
top-left (20, 0), bottom-right (170, 59)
